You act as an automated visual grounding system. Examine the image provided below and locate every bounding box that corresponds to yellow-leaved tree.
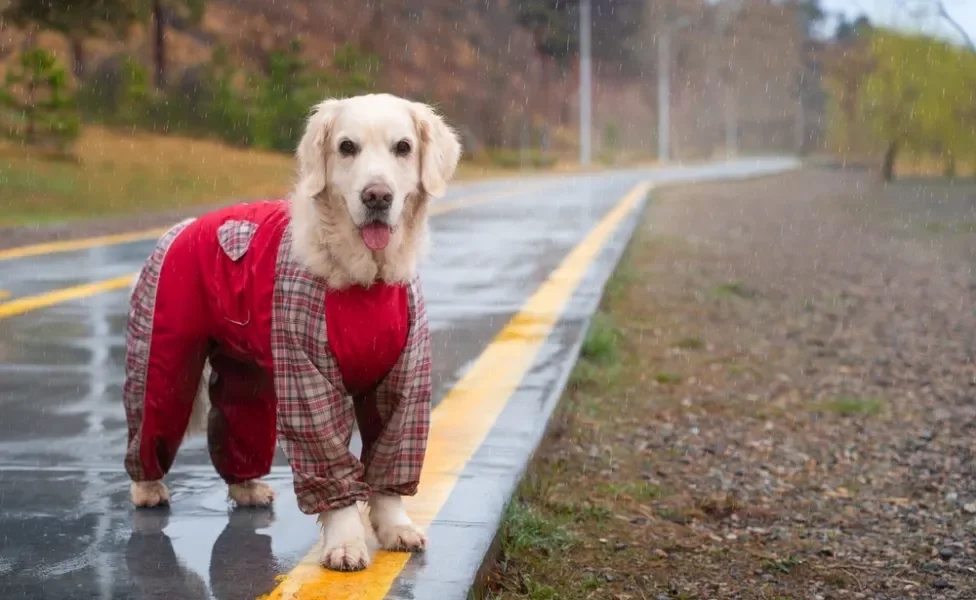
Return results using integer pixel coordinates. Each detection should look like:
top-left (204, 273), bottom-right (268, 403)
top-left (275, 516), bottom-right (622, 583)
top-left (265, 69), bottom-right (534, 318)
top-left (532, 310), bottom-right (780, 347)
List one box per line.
top-left (828, 29), bottom-right (976, 180)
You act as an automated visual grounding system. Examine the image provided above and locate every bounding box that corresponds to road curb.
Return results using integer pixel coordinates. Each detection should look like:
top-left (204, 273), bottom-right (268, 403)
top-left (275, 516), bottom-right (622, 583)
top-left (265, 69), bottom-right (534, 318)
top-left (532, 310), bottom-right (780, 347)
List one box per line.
top-left (383, 187), bottom-right (652, 600)
top-left (469, 186), bottom-right (651, 600)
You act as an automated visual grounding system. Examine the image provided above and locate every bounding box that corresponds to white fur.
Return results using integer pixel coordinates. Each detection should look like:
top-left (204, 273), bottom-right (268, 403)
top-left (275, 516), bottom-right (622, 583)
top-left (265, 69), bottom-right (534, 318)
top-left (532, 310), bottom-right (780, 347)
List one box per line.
top-left (130, 480), bottom-right (169, 507)
top-left (318, 503), bottom-right (377, 571)
top-left (368, 493), bottom-right (427, 552)
top-left (228, 480), bottom-right (276, 507)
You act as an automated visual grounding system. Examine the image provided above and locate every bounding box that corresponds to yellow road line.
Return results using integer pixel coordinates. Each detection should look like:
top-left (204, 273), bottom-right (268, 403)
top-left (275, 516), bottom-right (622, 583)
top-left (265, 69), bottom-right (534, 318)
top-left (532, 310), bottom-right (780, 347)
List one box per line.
top-left (0, 185), bottom-right (545, 319)
top-left (259, 181), bottom-right (652, 600)
top-left (0, 229), bottom-right (169, 261)
top-left (0, 274), bottom-right (136, 320)
top-left (0, 184), bottom-right (544, 263)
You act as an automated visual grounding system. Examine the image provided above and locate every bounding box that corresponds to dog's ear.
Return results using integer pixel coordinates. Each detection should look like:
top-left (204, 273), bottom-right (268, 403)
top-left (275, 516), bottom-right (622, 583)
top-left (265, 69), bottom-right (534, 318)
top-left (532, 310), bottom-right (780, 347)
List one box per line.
top-left (410, 102), bottom-right (461, 198)
top-left (296, 98), bottom-right (342, 198)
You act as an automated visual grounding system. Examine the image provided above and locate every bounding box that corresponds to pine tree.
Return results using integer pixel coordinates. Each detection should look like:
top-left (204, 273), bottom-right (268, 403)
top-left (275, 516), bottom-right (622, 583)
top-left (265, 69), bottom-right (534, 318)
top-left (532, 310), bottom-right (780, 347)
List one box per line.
top-left (1, 48), bottom-right (81, 152)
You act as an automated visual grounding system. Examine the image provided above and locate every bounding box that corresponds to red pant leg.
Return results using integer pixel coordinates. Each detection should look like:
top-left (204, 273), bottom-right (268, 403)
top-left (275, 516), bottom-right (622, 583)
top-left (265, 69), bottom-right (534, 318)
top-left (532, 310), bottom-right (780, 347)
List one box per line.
top-left (206, 352), bottom-right (277, 484)
top-left (124, 222), bottom-right (210, 482)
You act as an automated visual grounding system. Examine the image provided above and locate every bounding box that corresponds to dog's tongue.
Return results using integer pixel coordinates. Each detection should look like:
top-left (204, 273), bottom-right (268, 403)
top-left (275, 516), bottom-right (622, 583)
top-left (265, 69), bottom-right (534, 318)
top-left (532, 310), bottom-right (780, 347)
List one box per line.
top-left (360, 223), bottom-right (392, 250)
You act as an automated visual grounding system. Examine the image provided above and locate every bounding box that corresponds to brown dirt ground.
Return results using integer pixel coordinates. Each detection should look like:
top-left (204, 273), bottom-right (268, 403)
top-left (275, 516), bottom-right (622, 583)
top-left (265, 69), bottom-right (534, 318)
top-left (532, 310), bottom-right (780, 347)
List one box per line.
top-left (485, 167), bottom-right (976, 600)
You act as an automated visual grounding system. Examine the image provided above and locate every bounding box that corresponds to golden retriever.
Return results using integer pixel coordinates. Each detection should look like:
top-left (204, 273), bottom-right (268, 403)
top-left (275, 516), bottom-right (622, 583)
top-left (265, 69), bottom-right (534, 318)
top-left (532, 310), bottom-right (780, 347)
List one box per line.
top-left (128, 93), bottom-right (461, 571)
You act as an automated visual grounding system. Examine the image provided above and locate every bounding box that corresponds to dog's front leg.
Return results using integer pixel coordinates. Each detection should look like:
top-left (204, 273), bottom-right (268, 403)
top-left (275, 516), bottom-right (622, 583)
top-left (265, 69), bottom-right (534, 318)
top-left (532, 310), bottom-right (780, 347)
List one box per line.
top-left (318, 503), bottom-right (372, 571)
top-left (368, 494), bottom-right (426, 552)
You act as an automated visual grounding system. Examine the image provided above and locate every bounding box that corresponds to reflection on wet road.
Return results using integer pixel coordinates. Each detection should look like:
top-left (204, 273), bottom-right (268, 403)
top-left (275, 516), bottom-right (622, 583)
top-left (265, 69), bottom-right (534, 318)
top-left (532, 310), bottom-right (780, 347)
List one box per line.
top-left (0, 159), bottom-right (796, 599)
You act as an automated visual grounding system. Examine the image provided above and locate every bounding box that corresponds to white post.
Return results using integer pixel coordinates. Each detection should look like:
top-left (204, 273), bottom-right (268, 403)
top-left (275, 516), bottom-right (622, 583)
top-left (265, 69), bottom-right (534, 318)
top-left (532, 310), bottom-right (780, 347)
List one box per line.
top-left (657, 30), bottom-right (670, 163)
top-left (579, 0), bottom-right (592, 166)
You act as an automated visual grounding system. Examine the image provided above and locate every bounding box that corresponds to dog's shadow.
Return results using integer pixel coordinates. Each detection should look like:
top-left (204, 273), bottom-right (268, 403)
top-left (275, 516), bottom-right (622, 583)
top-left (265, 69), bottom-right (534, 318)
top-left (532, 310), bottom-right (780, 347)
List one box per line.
top-left (126, 508), bottom-right (281, 600)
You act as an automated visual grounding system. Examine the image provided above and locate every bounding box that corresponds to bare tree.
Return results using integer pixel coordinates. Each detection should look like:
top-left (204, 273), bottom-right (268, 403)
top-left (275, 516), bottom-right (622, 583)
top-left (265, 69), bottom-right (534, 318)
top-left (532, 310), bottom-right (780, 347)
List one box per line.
top-left (932, 0), bottom-right (975, 51)
top-left (898, 0), bottom-right (975, 52)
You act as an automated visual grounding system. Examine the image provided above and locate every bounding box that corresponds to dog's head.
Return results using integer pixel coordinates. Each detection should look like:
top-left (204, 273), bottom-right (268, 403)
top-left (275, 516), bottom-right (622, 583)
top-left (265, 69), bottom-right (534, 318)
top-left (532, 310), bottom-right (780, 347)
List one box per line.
top-left (295, 93), bottom-right (461, 255)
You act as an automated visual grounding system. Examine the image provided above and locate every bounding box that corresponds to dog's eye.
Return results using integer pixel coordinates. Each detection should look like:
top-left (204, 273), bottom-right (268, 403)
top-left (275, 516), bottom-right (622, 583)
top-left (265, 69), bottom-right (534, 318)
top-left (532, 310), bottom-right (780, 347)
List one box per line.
top-left (339, 140), bottom-right (358, 156)
top-left (394, 140), bottom-right (411, 156)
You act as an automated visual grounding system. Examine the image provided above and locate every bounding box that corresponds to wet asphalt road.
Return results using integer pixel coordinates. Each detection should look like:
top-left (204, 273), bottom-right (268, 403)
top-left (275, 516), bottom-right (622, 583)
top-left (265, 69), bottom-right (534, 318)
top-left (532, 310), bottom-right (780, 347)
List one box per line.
top-left (0, 159), bottom-right (796, 599)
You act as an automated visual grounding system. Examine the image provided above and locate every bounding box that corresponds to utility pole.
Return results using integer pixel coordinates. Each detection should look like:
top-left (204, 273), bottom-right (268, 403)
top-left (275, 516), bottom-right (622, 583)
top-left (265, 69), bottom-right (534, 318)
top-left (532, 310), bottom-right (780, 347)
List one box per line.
top-left (725, 87), bottom-right (738, 157)
top-left (715, 1), bottom-right (742, 158)
top-left (579, 0), bottom-right (592, 166)
top-left (657, 16), bottom-right (692, 163)
top-left (657, 29), bottom-right (670, 163)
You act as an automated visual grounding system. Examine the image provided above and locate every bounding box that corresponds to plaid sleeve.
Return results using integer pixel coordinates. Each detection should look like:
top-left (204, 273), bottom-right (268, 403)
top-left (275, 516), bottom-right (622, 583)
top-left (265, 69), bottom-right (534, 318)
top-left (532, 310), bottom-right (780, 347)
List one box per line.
top-left (274, 352), bottom-right (370, 514)
top-left (272, 230), bottom-right (371, 514)
top-left (359, 277), bottom-right (432, 496)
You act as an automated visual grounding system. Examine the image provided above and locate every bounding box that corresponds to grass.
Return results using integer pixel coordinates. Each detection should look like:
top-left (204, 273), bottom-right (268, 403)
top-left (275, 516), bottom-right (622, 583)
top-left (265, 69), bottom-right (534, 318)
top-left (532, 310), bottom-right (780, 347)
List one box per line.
top-left (569, 311), bottom-right (623, 387)
top-left (818, 396), bottom-right (884, 417)
top-left (673, 336), bottom-right (706, 350)
top-left (924, 221), bottom-right (976, 234)
top-left (0, 127), bottom-right (539, 227)
top-left (710, 280), bottom-right (757, 299)
top-left (0, 127), bottom-right (295, 225)
top-left (654, 371), bottom-right (683, 384)
top-left (548, 499), bottom-right (612, 522)
top-left (499, 501), bottom-right (576, 557)
top-left (579, 312), bottom-right (621, 364)
top-left (601, 482), bottom-right (663, 502)
top-left (763, 555), bottom-right (804, 575)
top-left (604, 252), bottom-right (637, 303)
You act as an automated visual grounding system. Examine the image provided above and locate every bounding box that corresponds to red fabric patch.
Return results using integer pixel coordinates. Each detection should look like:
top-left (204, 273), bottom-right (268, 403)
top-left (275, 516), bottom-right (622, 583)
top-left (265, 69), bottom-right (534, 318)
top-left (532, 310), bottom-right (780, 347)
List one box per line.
top-left (325, 283), bottom-right (409, 395)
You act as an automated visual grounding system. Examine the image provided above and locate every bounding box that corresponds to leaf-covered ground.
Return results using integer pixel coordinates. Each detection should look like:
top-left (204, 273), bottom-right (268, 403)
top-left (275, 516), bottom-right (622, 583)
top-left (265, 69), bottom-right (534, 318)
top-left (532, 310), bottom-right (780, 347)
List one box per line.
top-left (486, 167), bottom-right (976, 600)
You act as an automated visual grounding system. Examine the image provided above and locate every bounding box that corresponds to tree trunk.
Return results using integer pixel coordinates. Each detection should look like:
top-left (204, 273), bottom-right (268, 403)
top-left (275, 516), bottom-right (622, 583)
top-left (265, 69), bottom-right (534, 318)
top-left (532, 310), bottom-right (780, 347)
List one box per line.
top-left (25, 77), bottom-right (36, 144)
top-left (70, 37), bottom-right (85, 81)
top-left (944, 154), bottom-right (956, 179)
top-left (359, 7), bottom-right (385, 56)
top-left (539, 56), bottom-right (551, 153)
top-left (881, 139), bottom-right (898, 182)
top-left (152, 0), bottom-right (166, 89)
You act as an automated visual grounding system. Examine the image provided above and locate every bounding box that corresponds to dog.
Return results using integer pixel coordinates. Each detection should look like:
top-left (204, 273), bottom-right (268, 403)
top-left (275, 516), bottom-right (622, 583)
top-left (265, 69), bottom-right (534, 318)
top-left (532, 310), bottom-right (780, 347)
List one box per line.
top-left (123, 93), bottom-right (461, 571)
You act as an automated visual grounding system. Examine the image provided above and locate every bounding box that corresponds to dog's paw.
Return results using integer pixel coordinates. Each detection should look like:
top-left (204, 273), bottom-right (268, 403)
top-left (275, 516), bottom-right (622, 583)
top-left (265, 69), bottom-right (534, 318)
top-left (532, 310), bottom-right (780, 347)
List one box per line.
top-left (375, 522), bottom-right (427, 552)
top-left (368, 494), bottom-right (426, 552)
top-left (228, 480), bottom-right (275, 507)
top-left (321, 538), bottom-right (371, 572)
top-left (318, 504), bottom-right (372, 572)
top-left (131, 480), bottom-right (170, 507)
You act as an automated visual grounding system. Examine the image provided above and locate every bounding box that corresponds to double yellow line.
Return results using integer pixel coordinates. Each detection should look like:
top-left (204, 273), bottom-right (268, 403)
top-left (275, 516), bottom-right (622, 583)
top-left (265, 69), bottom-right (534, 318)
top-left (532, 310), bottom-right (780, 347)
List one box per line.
top-left (259, 181), bottom-right (651, 600)
top-left (0, 185), bottom-right (546, 321)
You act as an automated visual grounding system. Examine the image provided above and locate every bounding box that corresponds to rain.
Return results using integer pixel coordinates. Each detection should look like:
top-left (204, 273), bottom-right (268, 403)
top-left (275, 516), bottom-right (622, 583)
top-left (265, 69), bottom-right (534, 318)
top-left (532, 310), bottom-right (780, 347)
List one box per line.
top-left (0, 0), bottom-right (974, 598)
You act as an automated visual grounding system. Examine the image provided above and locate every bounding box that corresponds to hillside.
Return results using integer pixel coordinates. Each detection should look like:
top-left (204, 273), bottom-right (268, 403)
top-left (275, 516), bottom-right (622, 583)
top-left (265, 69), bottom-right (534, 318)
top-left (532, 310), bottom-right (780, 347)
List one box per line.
top-left (0, 0), bottom-right (816, 159)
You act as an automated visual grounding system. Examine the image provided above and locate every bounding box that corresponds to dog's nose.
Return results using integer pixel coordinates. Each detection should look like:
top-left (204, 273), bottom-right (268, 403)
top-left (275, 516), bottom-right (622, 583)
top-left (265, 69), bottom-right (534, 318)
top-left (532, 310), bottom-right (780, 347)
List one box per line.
top-left (361, 183), bottom-right (393, 211)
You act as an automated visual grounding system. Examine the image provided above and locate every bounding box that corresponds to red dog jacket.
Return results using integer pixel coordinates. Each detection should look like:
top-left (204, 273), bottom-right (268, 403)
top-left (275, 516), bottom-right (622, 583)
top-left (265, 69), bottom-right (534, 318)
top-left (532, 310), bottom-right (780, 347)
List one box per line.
top-left (123, 200), bottom-right (432, 514)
